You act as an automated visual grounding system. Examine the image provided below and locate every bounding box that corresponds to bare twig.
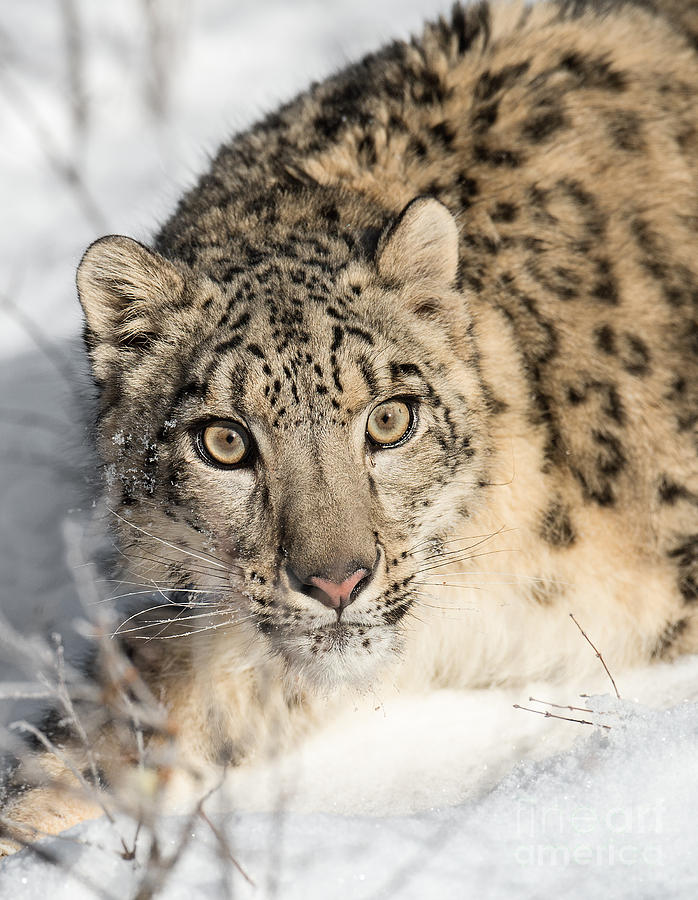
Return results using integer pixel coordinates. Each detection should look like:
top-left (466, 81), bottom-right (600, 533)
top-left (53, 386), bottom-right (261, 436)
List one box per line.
top-left (529, 696), bottom-right (600, 714)
top-left (120, 819), bottom-right (142, 861)
top-left (0, 683), bottom-right (69, 701)
top-left (132, 800), bottom-right (202, 900)
top-left (140, 0), bottom-right (172, 122)
top-left (0, 292), bottom-right (81, 404)
top-left (569, 613), bottom-right (621, 699)
top-left (8, 720), bottom-right (117, 826)
top-left (59, 0), bottom-right (89, 157)
top-left (513, 704), bottom-right (612, 729)
top-left (0, 62), bottom-right (104, 228)
top-left (198, 805), bottom-right (256, 887)
top-left (49, 635), bottom-right (139, 863)
top-left (51, 636), bottom-right (101, 790)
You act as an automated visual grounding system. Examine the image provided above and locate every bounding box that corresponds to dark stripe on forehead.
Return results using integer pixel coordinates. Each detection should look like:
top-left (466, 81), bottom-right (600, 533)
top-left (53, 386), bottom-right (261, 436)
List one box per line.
top-left (216, 307), bottom-right (251, 331)
top-left (389, 362), bottom-right (423, 380)
top-left (161, 381), bottom-right (208, 432)
top-left (345, 325), bottom-right (375, 346)
top-left (387, 361), bottom-right (444, 403)
top-left (331, 326), bottom-right (344, 351)
top-left (212, 333), bottom-right (245, 354)
top-left (358, 356), bottom-right (379, 394)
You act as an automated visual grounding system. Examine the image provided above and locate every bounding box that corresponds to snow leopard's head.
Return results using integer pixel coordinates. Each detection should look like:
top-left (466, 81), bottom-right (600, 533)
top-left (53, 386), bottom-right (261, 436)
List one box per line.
top-left (78, 196), bottom-right (491, 688)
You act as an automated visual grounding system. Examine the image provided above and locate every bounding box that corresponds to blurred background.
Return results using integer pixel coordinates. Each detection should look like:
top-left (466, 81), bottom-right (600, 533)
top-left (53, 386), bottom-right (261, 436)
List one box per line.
top-left (0, 0), bottom-right (451, 680)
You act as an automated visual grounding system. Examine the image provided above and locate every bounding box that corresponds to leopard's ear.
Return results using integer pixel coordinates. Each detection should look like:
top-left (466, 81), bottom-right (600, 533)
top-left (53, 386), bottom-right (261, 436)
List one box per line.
top-left (77, 235), bottom-right (185, 349)
top-left (376, 197), bottom-right (459, 286)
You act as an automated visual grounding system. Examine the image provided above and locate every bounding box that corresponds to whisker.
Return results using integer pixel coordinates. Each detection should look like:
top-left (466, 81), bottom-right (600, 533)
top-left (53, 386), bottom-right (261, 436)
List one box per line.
top-left (405, 530), bottom-right (502, 556)
top-left (406, 526), bottom-right (515, 558)
top-left (91, 582), bottom-right (246, 606)
top-left (411, 583), bottom-right (486, 592)
top-left (100, 589), bottom-right (223, 607)
top-left (414, 552), bottom-right (513, 572)
top-left (118, 545), bottom-right (242, 577)
top-left (115, 550), bottom-right (238, 583)
top-left (139, 601), bottom-right (200, 642)
top-left (112, 599), bottom-right (224, 636)
top-left (416, 530), bottom-right (515, 563)
top-left (408, 581), bottom-right (518, 591)
top-left (414, 572), bottom-right (568, 584)
top-left (133, 615), bottom-right (258, 642)
top-left (108, 501), bottom-right (237, 569)
top-left (111, 609), bottom-right (236, 638)
top-left (409, 591), bottom-right (481, 612)
top-left (95, 578), bottom-right (221, 591)
top-left (414, 547), bottom-right (520, 573)
top-left (106, 506), bottom-right (234, 572)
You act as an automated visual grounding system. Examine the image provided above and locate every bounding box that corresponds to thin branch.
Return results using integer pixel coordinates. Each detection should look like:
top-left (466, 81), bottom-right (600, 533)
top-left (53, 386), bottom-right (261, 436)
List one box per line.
top-left (0, 292), bottom-right (81, 404)
top-left (198, 806), bottom-right (255, 887)
top-left (8, 720), bottom-right (117, 826)
top-left (528, 696), bottom-right (598, 714)
top-left (59, 0), bottom-right (89, 157)
top-left (0, 65), bottom-right (105, 229)
top-left (569, 613), bottom-right (621, 699)
top-left (513, 704), bottom-right (611, 729)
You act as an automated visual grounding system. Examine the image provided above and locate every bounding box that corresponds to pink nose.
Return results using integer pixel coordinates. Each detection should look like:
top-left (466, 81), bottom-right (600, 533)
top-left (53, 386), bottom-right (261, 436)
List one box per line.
top-left (308, 568), bottom-right (369, 610)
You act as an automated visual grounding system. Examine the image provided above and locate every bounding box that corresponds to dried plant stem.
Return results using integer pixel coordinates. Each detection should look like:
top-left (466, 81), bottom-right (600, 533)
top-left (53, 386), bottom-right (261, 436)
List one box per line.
top-left (0, 63), bottom-right (104, 228)
top-left (8, 720), bottom-right (117, 826)
top-left (59, 0), bottom-right (89, 156)
top-left (569, 613), bottom-right (621, 698)
top-left (528, 696), bottom-right (596, 714)
top-left (0, 293), bottom-right (80, 402)
top-left (513, 704), bottom-right (612, 729)
top-left (140, 0), bottom-right (171, 121)
top-left (198, 806), bottom-right (256, 887)
top-left (132, 802), bottom-right (202, 900)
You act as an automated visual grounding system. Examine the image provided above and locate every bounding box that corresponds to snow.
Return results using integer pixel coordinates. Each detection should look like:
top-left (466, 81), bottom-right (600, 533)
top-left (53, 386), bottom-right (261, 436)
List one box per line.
top-left (1, 669), bottom-right (698, 899)
top-left (1, 1), bottom-right (697, 897)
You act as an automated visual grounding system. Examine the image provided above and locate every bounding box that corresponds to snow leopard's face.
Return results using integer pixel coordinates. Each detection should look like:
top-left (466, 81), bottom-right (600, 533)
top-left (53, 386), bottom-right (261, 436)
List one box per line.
top-left (78, 198), bottom-right (491, 688)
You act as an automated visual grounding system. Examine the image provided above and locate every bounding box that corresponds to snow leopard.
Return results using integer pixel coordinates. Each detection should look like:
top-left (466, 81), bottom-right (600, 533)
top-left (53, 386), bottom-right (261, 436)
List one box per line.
top-left (1, 0), bottom-right (697, 851)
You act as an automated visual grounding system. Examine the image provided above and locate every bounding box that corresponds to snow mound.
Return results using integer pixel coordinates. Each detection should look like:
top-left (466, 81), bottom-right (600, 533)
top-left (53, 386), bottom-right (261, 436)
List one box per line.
top-left (2, 659), bottom-right (698, 899)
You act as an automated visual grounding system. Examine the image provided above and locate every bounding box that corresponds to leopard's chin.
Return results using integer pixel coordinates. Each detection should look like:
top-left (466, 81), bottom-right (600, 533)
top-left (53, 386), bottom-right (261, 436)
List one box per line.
top-left (269, 622), bottom-right (401, 691)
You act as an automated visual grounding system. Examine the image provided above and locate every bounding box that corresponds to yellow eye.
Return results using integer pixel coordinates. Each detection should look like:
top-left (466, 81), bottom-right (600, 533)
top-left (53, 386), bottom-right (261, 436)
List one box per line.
top-left (366, 399), bottom-right (414, 447)
top-left (198, 421), bottom-right (251, 467)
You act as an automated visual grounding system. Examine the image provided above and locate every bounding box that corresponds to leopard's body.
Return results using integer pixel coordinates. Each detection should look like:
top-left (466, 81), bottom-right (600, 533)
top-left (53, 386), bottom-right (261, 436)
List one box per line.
top-left (2, 0), bottom-right (698, 849)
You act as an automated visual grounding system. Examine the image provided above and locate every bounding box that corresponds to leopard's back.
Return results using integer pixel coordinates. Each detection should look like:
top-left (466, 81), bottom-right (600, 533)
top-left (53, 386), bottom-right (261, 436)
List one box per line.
top-left (150, 0), bottom-right (698, 672)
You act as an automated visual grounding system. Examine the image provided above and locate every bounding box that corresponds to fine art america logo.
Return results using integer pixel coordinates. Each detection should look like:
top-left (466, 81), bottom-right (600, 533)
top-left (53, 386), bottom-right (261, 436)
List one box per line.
top-left (514, 799), bottom-right (664, 867)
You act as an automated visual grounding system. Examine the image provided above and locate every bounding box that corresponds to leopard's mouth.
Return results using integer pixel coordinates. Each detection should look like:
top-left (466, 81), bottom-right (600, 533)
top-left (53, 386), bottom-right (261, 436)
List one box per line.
top-left (263, 618), bottom-right (401, 688)
top-left (312, 621), bottom-right (376, 636)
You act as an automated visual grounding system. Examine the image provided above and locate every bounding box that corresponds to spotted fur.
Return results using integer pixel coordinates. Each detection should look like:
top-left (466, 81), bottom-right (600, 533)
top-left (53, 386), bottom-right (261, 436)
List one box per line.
top-left (2, 0), bottom-right (698, 849)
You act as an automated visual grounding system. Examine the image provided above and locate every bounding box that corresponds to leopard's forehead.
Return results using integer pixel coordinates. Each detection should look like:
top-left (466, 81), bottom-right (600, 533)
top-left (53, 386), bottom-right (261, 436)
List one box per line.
top-left (167, 245), bottom-right (447, 428)
top-left (208, 235), bottom-right (377, 350)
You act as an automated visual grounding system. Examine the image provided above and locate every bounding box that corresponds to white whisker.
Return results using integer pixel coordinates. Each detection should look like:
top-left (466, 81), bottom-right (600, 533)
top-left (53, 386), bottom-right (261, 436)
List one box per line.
top-left (133, 615), bottom-right (258, 642)
top-left (415, 547), bottom-right (520, 572)
top-left (107, 506), bottom-right (232, 572)
top-left (415, 525), bottom-right (511, 560)
top-left (110, 608), bottom-right (235, 638)
top-left (102, 589), bottom-right (222, 606)
top-left (118, 548), bottom-right (237, 581)
top-left (112, 601), bottom-right (203, 636)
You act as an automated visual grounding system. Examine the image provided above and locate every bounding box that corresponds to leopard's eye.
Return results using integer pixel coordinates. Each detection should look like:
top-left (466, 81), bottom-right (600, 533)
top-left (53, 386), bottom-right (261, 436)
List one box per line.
top-left (197, 421), bottom-right (252, 468)
top-left (366, 399), bottom-right (414, 448)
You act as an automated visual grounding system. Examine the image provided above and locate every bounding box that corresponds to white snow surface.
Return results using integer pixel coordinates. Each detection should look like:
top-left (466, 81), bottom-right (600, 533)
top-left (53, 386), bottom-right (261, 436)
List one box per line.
top-left (1, 1), bottom-right (697, 897)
